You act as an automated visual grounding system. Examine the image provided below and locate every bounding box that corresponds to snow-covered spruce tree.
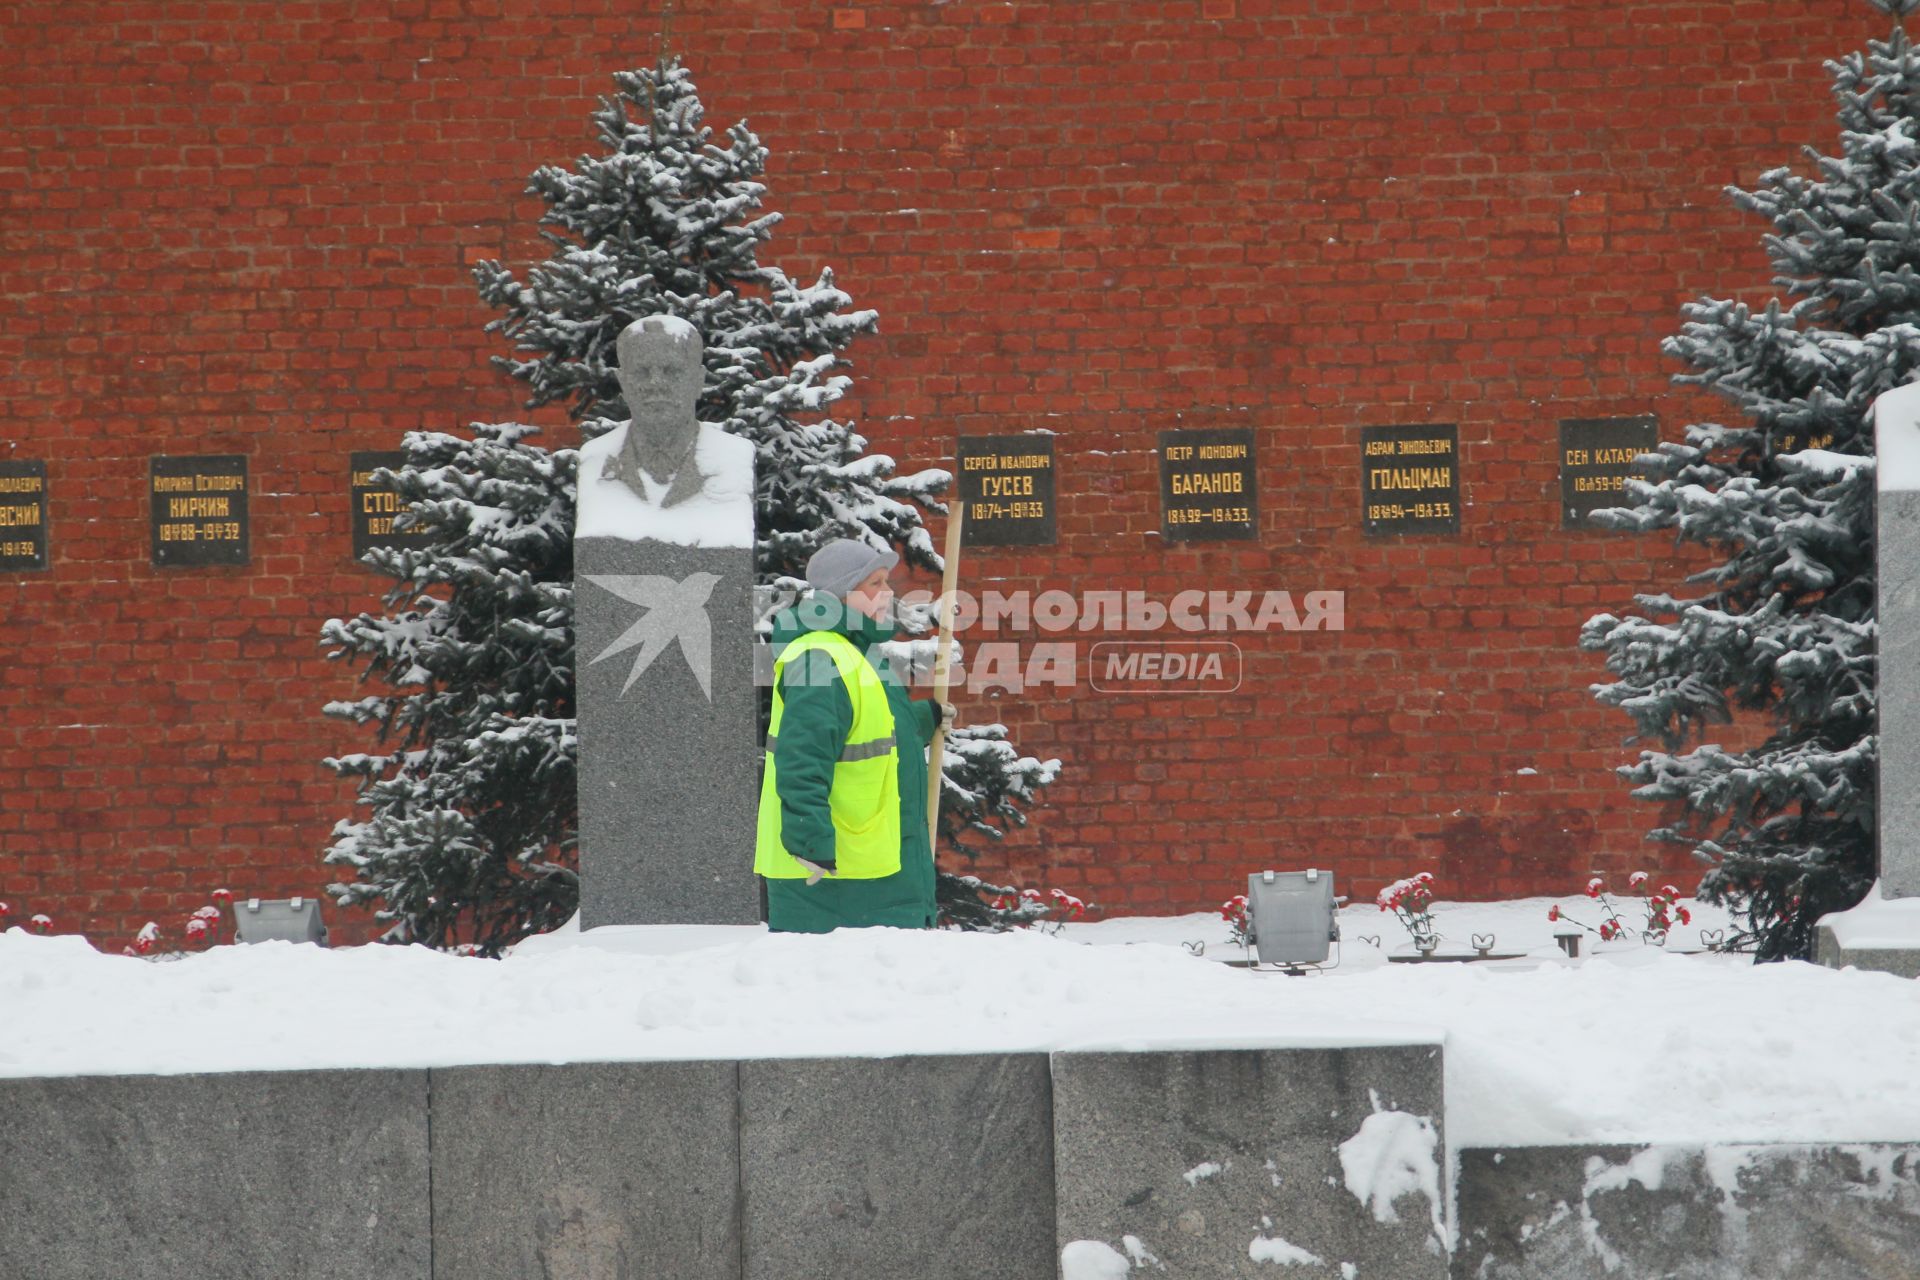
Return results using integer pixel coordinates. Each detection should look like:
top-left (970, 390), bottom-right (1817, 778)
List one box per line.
top-left (322, 58), bottom-right (1057, 949)
top-left (1580, 1), bottom-right (1920, 961)
top-left (320, 425), bottom-right (580, 955)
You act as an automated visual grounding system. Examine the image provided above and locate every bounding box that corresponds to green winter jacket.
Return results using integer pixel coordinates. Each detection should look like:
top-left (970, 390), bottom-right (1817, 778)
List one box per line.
top-left (762, 595), bottom-right (938, 933)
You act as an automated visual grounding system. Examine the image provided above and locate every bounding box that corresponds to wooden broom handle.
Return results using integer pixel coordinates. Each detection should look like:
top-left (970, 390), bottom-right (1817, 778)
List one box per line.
top-left (927, 498), bottom-right (964, 849)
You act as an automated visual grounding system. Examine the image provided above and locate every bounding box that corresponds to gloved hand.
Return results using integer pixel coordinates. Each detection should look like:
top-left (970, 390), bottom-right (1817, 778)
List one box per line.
top-left (794, 857), bottom-right (835, 886)
top-left (932, 700), bottom-right (959, 731)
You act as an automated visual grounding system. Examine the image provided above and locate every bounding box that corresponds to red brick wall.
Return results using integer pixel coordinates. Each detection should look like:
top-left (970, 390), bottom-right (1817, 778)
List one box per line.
top-left (0, 0), bottom-right (1876, 947)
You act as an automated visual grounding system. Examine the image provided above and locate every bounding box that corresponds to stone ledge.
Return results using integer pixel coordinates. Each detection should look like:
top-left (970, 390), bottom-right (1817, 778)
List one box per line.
top-left (1051, 1045), bottom-right (1448, 1279)
top-left (0, 1069), bottom-right (430, 1280)
top-left (430, 1060), bottom-right (742, 1280)
top-left (1455, 1142), bottom-right (1920, 1280)
top-left (1815, 928), bottom-right (1920, 979)
top-left (741, 1053), bottom-right (1056, 1280)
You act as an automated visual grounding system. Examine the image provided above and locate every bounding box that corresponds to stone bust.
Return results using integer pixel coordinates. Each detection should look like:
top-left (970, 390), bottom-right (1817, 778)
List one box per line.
top-left (604, 314), bottom-right (712, 509)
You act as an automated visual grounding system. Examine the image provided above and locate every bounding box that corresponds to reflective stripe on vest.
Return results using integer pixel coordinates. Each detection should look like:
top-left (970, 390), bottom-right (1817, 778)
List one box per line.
top-left (764, 733), bottom-right (898, 762)
top-left (754, 630), bottom-right (902, 881)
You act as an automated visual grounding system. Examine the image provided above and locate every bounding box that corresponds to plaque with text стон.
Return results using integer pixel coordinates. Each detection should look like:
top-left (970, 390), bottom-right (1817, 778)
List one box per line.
top-left (957, 434), bottom-right (1056, 547)
top-left (150, 455), bottom-right (249, 567)
top-left (1361, 424), bottom-right (1460, 536)
top-left (349, 451), bottom-right (433, 560)
top-left (1559, 417), bottom-right (1658, 530)
top-left (1159, 427), bottom-right (1257, 542)
top-left (0, 460), bottom-right (48, 572)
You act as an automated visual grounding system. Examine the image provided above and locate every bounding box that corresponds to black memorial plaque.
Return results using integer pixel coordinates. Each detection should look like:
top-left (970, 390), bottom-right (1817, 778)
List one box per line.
top-left (1559, 416), bottom-right (1658, 529)
top-left (150, 455), bottom-right (249, 567)
top-left (1769, 426), bottom-right (1837, 455)
top-left (1361, 423), bottom-right (1460, 536)
top-left (0, 460), bottom-right (48, 572)
top-left (350, 451), bottom-right (431, 559)
top-left (1159, 427), bottom-right (1258, 542)
top-left (957, 434), bottom-right (1056, 547)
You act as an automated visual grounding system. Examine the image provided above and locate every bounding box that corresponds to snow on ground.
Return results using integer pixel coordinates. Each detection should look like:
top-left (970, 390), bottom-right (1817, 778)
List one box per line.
top-left (2, 897), bottom-right (1918, 1148)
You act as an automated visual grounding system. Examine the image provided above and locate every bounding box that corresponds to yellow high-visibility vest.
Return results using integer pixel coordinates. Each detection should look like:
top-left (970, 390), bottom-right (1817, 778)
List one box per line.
top-left (754, 630), bottom-right (902, 880)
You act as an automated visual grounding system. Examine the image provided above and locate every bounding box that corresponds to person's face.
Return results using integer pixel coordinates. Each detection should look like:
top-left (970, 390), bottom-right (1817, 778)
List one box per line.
top-left (617, 339), bottom-right (701, 418)
top-left (844, 566), bottom-right (895, 624)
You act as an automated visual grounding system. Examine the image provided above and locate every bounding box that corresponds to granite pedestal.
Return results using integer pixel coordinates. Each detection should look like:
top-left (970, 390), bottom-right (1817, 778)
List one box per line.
top-left (576, 535), bottom-right (760, 927)
top-left (1817, 381), bottom-right (1920, 974)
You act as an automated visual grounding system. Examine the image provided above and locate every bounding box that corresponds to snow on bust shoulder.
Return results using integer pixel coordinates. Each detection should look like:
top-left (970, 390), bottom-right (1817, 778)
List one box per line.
top-left (1876, 381), bottom-right (1920, 492)
top-left (576, 421), bottom-right (754, 547)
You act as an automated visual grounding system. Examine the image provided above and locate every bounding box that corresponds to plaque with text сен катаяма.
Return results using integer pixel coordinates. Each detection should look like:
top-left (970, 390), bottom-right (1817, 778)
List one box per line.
top-left (1159, 427), bottom-right (1257, 542)
top-left (0, 459), bottom-right (48, 572)
top-left (349, 451), bottom-right (433, 560)
top-left (1361, 424), bottom-right (1459, 536)
top-left (957, 434), bottom-right (1056, 547)
top-left (1559, 416), bottom-right (1658, 530)
top-left (150, 455), bottom-right (249, 567)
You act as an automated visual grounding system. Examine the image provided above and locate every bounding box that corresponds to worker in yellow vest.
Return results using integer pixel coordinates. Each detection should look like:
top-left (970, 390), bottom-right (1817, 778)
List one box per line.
top-left (756, 539), bottom-right (954, 932)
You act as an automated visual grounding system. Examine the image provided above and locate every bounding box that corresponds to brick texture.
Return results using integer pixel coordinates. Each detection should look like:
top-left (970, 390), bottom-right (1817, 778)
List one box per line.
top-left (0, 0), bottom-right (1875, 946)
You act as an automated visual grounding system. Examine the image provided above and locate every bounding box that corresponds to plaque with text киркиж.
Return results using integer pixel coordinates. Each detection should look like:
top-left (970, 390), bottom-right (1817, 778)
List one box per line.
top-left (150, 455), bottom-right (249, 567)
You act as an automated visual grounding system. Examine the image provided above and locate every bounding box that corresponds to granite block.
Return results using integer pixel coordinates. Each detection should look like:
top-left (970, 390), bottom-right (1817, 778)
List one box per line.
top-left (739, 1053), bottom-right (1055, 1280)
top-left (1050, 1045), bottom-right (1447, 1279)
top-left (1454, 1142), bottom-right (1920, 1280)
top-left (576, 535), bottom-right (761, 926)
top-left (1816, 923), bottom-right (1920, 978)
top-left (430, 1060), bottom-right (741, 1280)
top-left (0, 1069), bottom-right (429, 1280)
top-left (1880, 488), bottom-right (1920, 899)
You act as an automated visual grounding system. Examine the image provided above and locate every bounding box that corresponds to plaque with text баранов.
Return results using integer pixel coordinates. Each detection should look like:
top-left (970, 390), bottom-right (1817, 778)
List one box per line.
top-left (1159, 427), bottom-right (1257, 542)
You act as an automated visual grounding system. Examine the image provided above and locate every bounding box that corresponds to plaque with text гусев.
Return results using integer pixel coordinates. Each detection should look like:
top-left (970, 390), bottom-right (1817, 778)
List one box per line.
top-left (957, 434), bottom-right (1056, 547)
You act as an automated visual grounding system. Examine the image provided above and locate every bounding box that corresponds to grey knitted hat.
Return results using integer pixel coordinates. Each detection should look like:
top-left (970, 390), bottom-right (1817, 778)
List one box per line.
top-left (805, 538), bottom-right (899, 598)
